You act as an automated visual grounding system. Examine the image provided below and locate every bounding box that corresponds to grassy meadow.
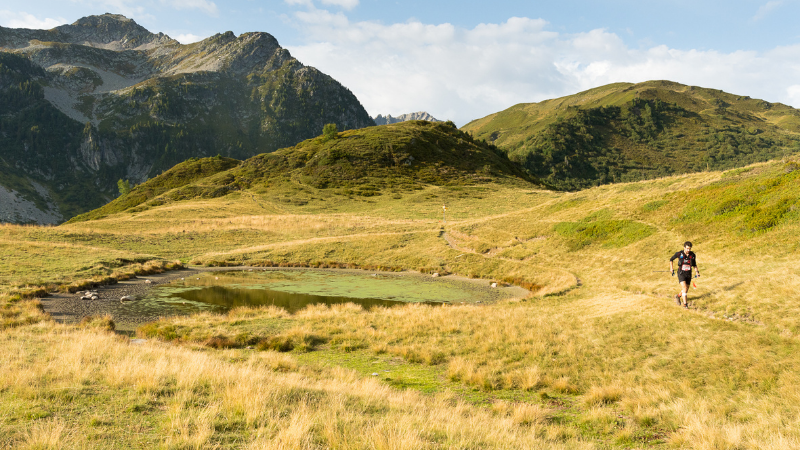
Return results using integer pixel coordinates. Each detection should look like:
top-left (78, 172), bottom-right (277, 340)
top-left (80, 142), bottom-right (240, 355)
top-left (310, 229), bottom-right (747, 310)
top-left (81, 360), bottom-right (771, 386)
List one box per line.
top-left (1, 156), bottom-right (800, 448)
top-left (461, 81), bottom-right (800, 189)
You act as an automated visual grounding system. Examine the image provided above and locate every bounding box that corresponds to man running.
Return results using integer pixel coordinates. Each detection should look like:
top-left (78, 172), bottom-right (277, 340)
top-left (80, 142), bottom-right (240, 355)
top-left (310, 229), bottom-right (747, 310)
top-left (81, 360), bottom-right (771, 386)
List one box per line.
top-left (670, 241), bottom-right (700, 308)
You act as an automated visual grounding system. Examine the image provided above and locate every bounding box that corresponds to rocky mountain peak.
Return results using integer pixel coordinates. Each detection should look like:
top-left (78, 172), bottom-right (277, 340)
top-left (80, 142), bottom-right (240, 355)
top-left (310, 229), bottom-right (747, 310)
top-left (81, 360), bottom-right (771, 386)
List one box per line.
top-left (0, 14), bottom-right (375, 224)
top-left (51, 13), bottom-right (177, 50)
top-left (373, 111), bottom-right (443, 125)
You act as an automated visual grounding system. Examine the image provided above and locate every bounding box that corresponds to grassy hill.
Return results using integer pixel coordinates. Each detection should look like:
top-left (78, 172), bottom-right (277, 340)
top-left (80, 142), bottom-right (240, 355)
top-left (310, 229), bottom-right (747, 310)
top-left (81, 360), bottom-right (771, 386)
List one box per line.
top-left (1, 149), bottom-right (799, 447)
top-left (68, 120), bottom-right (534, 222)
top-left (462, 80), bottom-right (800, 189)
top-left (67, 155), bottom-right (241, 222)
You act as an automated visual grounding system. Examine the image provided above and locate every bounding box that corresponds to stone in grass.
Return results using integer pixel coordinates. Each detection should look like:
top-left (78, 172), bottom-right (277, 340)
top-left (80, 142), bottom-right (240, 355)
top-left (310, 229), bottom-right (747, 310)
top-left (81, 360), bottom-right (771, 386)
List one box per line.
top-left (432, 273), bottom-right (440, 277)
top-left (120, 296), bottom-right (134, 302)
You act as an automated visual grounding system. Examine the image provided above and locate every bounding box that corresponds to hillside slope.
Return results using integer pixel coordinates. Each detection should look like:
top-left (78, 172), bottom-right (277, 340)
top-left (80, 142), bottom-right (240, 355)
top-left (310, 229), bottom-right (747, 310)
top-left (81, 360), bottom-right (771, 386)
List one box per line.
top-left (462, 80), bottom-right (800, 189)
top-left (0, 14), bottom-right (374, 224)
top-left (2, 153), bottom-right (800, 447)
top-left (68, 121), bottom-right (534, 222)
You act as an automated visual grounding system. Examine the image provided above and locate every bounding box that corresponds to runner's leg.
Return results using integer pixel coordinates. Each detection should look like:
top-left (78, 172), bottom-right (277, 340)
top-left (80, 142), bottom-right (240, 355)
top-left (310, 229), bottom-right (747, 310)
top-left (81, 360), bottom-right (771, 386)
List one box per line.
top-left (680, 281), bottom-right (690, 306)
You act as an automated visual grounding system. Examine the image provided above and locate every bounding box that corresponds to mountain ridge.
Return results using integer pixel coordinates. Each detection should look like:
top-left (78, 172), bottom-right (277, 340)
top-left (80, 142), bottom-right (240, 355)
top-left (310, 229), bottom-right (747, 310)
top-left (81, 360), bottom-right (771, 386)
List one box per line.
top-left (373, 111), bottom-right (442, 125)
top-left (0, 13), bottom-right (375, 224)
top-left (462, 80), bottom-right (800, 189)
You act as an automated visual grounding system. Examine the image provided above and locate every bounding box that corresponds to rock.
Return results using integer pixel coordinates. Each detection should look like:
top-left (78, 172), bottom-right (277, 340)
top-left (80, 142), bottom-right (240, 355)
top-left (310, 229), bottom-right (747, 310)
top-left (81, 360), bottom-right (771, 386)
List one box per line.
top-left (120, 295), bottom-right (134, 302)
top-left (91, 295), bottom-right (100, 300)
top-left (490, 282), bottom-right (497, 288)
top-left (144, 279), bottom-right (152, 284)
top-left (373, 112), bottom-right (442, 125)
top-left (432, 272), bottom-right (439, 277)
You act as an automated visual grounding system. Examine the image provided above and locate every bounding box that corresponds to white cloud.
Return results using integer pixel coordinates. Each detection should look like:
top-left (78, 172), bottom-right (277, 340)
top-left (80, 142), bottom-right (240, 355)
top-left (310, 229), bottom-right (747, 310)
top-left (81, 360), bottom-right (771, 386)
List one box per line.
top-left (285, 14), bottom-right (800, 125)
top-left (285, 0), bottom-right (358, 10)
top-left (294, 8), bottom-right (349, 27)
top-left (753, 1), bottom-right (783, 21)
top-left (319, 0), bottom-right (358, 10)
top-left (786, 85), bottom-right (800, 106)
top-left (0, 11), bottom-right (67, 29)
top-left (165, 0), bottom-right (219, 16)
top-left (174, 33), bottom-right (205, 43)
top-left (285, 0), bottom-right (314, 7)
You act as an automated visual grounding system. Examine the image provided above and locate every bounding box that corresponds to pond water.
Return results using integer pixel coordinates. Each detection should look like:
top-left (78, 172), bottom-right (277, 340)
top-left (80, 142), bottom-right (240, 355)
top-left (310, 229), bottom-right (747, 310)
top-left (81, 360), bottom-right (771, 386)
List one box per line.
top-left (138, 269), bottom-right (503, 317)
top-left (53, 269), bottom-right (524, 332)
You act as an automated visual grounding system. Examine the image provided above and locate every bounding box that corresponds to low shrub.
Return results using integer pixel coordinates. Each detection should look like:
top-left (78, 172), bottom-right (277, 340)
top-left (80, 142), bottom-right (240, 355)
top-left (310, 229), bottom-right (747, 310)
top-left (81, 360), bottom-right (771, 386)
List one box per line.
top-left (583, 385), bottom-right (623, 406)
top-left (79, 314), bottom-right (116, 332)
top-left (256, 335), bottom-right (294, 352)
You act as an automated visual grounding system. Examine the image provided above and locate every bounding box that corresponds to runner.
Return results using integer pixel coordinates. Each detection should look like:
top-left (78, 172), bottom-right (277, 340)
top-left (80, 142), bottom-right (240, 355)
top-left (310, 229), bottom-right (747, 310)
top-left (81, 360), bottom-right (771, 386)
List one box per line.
top-left (669, 241), bottom-right (700, 308)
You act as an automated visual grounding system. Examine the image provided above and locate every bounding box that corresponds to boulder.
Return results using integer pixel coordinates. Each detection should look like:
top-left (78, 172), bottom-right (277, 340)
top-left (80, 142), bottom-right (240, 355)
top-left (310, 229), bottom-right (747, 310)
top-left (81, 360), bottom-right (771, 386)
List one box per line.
top-left (120, 295), bottom-right (134, 302)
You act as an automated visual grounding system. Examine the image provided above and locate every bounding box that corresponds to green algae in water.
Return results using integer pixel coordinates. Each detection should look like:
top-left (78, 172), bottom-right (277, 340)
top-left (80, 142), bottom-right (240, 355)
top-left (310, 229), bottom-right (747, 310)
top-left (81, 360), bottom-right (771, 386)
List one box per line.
top-left (140, 269), bottom-right (510, 316)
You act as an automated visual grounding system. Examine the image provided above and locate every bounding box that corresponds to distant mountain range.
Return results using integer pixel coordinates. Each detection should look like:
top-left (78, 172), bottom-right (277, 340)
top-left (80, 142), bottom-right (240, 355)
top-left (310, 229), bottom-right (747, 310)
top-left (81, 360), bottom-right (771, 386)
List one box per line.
top-left (373, 111), bottom-right (442, 125)
top-left (5, 15), bottom-right (800, 223)
top-left (462, 80), bottom-right (800, 189)
top-left (0, 14), bottom-right (374, 223)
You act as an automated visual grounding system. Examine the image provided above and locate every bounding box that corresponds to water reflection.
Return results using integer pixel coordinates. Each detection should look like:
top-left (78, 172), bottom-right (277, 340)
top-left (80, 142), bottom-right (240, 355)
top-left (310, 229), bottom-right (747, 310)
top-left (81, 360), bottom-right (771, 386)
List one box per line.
top-left (176, 285), bottom-right (409, 314)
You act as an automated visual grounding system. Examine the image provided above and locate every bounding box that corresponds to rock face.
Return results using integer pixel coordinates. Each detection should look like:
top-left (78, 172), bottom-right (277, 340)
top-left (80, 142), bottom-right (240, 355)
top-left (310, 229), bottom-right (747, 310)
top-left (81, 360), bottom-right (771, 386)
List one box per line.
top-left (373, 111), bottom-right (442, 125)
top-left (0, 14), bottom-right (375, 224)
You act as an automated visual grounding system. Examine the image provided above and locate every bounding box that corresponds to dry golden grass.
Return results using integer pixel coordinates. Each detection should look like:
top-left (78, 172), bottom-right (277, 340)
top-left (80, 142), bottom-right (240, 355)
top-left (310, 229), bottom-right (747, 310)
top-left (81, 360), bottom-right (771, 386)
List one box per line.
top-left (129, 288), bottom-right (800, 447)
top-left (2, 160), bottom-right (800, 448)
top-left (20, 417), bottom-right (68, 450)
top-left (0, 326), bottom-right (595, 449)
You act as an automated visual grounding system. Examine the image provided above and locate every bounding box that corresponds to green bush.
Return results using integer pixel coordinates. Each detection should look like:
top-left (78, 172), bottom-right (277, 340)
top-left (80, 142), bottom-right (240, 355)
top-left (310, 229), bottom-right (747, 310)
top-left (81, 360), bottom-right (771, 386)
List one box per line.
top-left (322, 123), bottom-right (338, 141)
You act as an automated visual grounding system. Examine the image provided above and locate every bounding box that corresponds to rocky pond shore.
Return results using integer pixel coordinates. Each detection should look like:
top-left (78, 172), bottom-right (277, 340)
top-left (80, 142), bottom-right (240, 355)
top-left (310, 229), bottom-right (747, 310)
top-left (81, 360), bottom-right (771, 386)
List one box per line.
top-left (40, 267), bottom-right (206, 333)
top-left (40, 267), bottom-right (529, 334)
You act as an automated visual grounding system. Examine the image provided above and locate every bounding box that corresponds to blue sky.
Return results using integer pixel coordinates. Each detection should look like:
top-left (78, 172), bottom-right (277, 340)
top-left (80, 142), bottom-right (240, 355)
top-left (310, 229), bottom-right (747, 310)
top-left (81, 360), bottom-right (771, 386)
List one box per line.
top-left (3, 1), bottom-right (800, 125)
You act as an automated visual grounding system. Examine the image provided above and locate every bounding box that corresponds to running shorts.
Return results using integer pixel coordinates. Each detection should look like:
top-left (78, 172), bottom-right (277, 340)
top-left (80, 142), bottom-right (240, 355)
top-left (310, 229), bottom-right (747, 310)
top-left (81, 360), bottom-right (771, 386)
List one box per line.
top-left (678, 271), bottom-right (693, 283)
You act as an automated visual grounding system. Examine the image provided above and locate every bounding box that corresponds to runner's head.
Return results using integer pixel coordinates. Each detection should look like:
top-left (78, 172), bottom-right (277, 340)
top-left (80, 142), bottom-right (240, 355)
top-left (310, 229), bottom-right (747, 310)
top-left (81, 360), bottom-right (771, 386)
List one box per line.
top-left (683, 241), bottom-right (692, 251)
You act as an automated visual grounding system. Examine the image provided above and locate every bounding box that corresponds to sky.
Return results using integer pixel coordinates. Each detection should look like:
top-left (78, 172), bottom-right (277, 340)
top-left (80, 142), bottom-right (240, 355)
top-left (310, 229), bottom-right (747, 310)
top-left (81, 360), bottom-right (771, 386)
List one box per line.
top-left (2, 1), bottom-right (800, 125)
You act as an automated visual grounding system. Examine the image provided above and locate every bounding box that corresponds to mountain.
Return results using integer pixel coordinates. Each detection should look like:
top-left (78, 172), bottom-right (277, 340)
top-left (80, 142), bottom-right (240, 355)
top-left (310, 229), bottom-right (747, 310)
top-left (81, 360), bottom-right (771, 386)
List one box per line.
top-left (461, 80), bottom-right (800, 189)
top-left (373, 111), bottom-right (442, 125)
top-left (68, 120), bottom-right (534, 222)
top-left (0, 14), bottom-right (374, 224)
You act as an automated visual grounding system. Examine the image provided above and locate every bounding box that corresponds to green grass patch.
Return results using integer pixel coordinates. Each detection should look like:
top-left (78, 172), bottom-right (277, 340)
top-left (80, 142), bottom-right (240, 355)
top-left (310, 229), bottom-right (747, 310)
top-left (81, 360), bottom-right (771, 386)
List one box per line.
top-left (641, 199), bottom-right (668, 212)
top-left (554, 220), bottom-right (655, 250)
